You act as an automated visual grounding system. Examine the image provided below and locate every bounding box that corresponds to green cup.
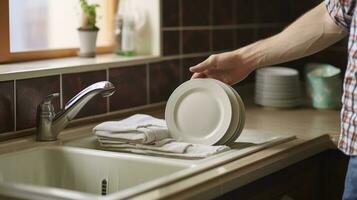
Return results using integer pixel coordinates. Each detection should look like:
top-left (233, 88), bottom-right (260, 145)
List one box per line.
top-left (305, 63), bottom-right (342, 109)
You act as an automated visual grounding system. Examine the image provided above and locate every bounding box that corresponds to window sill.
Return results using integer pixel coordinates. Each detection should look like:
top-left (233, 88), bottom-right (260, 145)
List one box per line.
top-left (0, 54), bottom-right (161, 81)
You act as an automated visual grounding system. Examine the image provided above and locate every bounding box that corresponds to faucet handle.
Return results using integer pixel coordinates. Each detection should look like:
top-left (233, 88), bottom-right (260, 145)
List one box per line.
top-left (42, 93), bottom-right (60, 104)
top-left (36, 93), bottom-right (59, 141)
top-left (38, 93), bottom-right (59, 115)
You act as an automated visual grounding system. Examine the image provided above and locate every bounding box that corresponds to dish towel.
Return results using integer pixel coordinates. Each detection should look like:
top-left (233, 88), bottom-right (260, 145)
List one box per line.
top-left (93, 114), bottom-right (230, 159)
top-left (94, 114), bottom-right (170, 144)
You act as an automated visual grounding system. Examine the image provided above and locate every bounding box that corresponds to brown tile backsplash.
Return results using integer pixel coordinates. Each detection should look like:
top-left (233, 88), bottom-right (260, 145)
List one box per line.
top-left (109, 65), bottom-right (147, 111)
top-left (236, 0), bottom-right (256, 24)
top-left (212, 0), bottom-right (235, 25)
top-left (2, 0), bottom-right (349, 140)
top-left (310, 50), bottom-right (348, 72)
top-left (182, 30), bottom-right (210, 54)
top-left (236, 28), bottom-right (255, 48)
top-left (181, 56), bottom-right (208, 81)
top-left (256, 0), bottom-right (291, 23)
top-left (0, 81), bottom-right (14, 133)
top-left (163, 30), bottom-right (180, 56)
top-left (16, 76), bottom-right (60, 130)
top-left (213, 29), bottom-right (235, 52)
top-left (290, 0), bottom-right (321, 19)
top-left (149, 60), bottom-right (180, 103)
top-left (182, 0), bottom-right (210, 26)
top-left (162, 0), bottom-right (180, 27)
top-left (62, 70), bottom-right (107, 119)
top-left (256, 26), bottom-right (283, 40)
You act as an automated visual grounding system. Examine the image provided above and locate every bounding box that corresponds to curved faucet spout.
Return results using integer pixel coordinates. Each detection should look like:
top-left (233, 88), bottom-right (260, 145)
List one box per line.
top-left (36, 81), bottom-right (115, 141)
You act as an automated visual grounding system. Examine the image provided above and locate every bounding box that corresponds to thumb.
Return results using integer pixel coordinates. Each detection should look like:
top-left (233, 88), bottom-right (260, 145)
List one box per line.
top-left (189, 56), bottom-right (214, 72)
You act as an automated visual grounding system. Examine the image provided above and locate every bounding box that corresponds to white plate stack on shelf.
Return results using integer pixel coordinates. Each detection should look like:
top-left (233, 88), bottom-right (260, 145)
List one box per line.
top-left (255, 67), bottom-right (301, 108)
top-left (165, 78), bottom-right (245, 146)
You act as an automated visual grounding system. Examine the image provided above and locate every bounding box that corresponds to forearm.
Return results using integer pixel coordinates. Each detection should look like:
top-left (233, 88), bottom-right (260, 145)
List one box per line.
top-left (235, 2), bottom-right (347, 69)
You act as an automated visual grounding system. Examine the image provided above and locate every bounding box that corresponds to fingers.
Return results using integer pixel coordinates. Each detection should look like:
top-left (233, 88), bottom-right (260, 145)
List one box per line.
top-left (191, 72), bottom-right (206, 79)
top-left (189, 55), bottom-right (216, 73)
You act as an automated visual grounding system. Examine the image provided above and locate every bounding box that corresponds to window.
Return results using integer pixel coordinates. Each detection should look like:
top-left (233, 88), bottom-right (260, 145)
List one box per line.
top-left (0, 0), bottom-right (117, 63)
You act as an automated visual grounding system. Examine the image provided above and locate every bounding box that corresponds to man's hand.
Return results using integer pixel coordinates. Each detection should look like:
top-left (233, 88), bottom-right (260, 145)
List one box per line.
top-left (190, 2), bottom-right (345, 85)
top-left (190, 51), bottom-right (255, 85)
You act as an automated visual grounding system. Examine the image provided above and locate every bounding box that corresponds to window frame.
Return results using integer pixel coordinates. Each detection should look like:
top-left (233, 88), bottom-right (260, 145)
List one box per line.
top-left (0, 0), bottom-right (118, 64)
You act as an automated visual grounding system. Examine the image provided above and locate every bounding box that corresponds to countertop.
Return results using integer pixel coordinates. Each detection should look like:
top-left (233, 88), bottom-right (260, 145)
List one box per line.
top-left (130, 101), bottom-right (341, 200)
top-left (0, 99), bottom-right (341, 200)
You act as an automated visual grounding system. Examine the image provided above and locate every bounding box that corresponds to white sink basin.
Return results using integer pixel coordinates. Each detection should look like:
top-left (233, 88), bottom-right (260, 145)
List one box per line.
top-left (0, 146), bottom-right (193, 200)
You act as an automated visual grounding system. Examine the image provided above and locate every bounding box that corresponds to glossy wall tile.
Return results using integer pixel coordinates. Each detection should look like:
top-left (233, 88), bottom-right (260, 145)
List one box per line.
top-left (109, 65), bottom-right (147, 111)
top-left (163, 31), bottom-right (180, 56)
top-left (62, 70), bottom-right (107, 119)
top-left (236, 28), bottom-right (255, 48)
top-left (213, 29), bottom-right (235, 52)
top-left (0, 0), bottom-right (349, 140)
top-left (182, 30), bottom-right (210, 54)
top-left (0, 81), bottom-right (14, 133)
top-left (162, 0), bottom-right (180, 27)
top-left (149, 60), bottom-right (180, 103)
top-left (212, 0), bottom-right (235, 25)
top-left (256, 0), bottom-right (291, 23)
top-left (181, 56), bottom-right (208, 81)
top-left (182, 0), bottom-right (210, 26)
top-left (16, 76), bottom-right (60, 130)
top-left (235, 0), bottom-right (256, 24)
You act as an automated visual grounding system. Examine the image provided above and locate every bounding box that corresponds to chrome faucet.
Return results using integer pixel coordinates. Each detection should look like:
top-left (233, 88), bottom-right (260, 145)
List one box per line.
top-left (36, 81), bottom-right (115, 141)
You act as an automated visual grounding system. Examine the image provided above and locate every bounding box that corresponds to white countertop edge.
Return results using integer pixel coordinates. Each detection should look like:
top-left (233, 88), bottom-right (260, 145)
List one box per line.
top-left (0, 52), bottom-right (213, 81)
top-left (0, 54), bottom-right (160, 81)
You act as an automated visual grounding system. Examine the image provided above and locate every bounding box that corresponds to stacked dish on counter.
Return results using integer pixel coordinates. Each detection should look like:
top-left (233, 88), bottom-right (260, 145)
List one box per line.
top-left (255, 67), bottom-right (301, 108)
top-left (165, 79), bottom-right (245, 146)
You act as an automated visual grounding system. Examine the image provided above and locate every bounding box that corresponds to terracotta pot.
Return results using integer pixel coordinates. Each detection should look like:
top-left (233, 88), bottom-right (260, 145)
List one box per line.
top-left (78, 28), bottom-right (99, 57)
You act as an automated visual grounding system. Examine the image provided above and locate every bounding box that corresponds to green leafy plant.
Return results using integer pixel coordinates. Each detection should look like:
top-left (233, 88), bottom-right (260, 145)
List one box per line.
top-left (79, 0), bottom-right (99, 30)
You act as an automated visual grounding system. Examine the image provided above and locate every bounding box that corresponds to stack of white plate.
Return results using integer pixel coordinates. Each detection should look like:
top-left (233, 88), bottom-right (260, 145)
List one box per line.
top-left (165, 78), bottom-right (245, 146)
top-left (255, 67), bottom-right (301, 108)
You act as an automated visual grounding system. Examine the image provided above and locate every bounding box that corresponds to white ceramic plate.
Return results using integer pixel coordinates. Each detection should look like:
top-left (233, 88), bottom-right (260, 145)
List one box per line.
top-left (165, 79), bottom-right (232, 145)
top-left (256, 74), bottom-right (299, 82)
top-left (215, 80), bottom-right (241, 145)
top-left (255, 91), bottom-right (300, 99)
top-left (256, 67), bottom-right (299, 77)
top-left (255, 97), bottom-right (301, 108)
top-left (255, 83), bottom-right (300, 91)
top-left (226, 87), bottom-right (245, 144)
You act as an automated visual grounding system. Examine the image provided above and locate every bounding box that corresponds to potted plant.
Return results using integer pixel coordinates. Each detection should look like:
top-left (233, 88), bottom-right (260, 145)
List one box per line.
top-left (78, 0), bottom-right (99, 57)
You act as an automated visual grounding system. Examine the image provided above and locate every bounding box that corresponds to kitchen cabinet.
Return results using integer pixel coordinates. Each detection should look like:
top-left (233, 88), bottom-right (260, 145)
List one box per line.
top-left (216, 150), bottom-right (348, 200)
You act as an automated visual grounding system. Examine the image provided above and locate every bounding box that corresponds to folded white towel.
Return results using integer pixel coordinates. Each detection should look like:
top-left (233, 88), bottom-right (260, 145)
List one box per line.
top-left (93, 114), bottom-right (170, 144)
top-left (103, 143), bottom-right (230, 159)
top-left (95, 127), bottom-right (170, 144)
top-left (98, 138), bottom-right (191, 154)
top-left (94, 114), bottom-right (166, 132)
top-left (94, 114), bottom-right (230, 159)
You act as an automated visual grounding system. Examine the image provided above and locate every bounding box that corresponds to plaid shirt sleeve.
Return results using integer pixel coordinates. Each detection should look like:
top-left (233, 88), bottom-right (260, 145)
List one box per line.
top-left (325, 0), bottom-right (355, 30)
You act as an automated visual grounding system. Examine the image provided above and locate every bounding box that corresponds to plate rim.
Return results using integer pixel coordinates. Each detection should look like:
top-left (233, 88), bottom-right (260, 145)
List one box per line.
top-left (165, 79), bottom-right (233, 145)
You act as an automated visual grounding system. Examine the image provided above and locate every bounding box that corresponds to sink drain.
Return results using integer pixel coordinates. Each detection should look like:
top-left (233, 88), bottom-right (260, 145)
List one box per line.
top-left (101, 179), bottom-right (108, 196)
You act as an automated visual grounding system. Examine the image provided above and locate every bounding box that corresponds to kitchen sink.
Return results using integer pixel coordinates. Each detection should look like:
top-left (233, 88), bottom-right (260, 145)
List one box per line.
top-left (0, 146), bottom-right (193, 200)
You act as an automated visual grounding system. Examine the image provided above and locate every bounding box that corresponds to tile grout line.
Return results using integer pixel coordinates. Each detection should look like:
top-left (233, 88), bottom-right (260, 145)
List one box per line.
top-left (106, 68), bottom-right (110, 113)
top-left (146, 64), bottom-right (150, 104)
top-left (179, 57), bottom-right (183, 83)
top-left (105, 68), bottom-right (110, 113)
top-left (162, 23), bottom-right (285, 31)
top-left (209, 0), bottom-right (213, 53)
top-left (179, 0), bottom-right (184, 76)
top-left (232, 0), bottom-right (238, 49)
top-left (59, 74), bottom-right (63, 109)
top-left (13, 80), bottom-right (16, 132)
top-left (160, 0), bottom-right (164, 57)
top-left (179, 0), bottom-right (183, 55)
top-left (253, 0), bottom-right (259, 40)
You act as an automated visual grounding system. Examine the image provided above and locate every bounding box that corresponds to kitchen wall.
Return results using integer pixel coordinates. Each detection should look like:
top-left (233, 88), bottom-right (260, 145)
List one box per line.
top-left (0, 0), bottom-right (347, 140)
